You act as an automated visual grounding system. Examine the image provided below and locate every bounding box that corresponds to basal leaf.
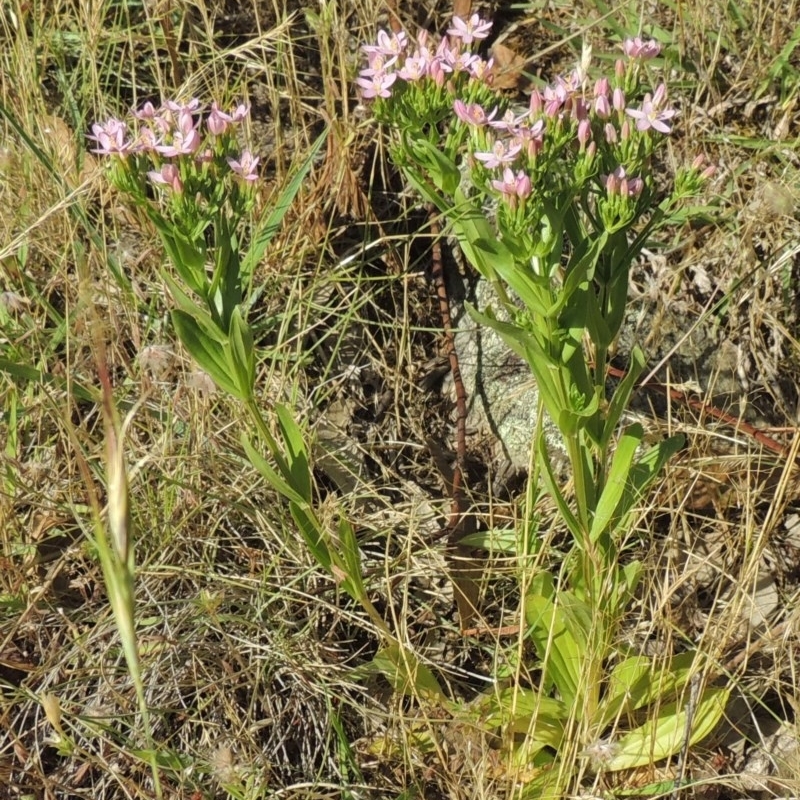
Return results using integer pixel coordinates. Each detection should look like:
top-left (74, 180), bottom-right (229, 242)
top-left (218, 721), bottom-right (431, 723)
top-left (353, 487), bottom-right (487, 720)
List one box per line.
top-left (170, 309), bottom-right (243, 399)
top-left (605, 685), bottom-right (729, 771)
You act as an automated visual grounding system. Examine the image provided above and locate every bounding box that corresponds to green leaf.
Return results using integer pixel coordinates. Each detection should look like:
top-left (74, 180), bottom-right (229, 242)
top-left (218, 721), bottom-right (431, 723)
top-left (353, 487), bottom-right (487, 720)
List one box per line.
top-left (338, 516), bottom-right (367, 602)
top-left (241, 434), bottom-right (306, 504)
top-left (549, 230), bottom-right (609, 317)
top-left (290, 501), bottom-right (332, 572)
top-left (605, 685), bottom-right (729, 771)
top-left (170, 310), bottom-right (244, 399)
top-left (536, 435), bottom-right (584, 542)
top-left (614, 434), bottom-right (684, 529)
top-left (162, 272), bottom-right (228, 344)
top-left (599, 651), bottom-right (704, 729)
top-left (590, 424), bottom-right (643, 543)
top-left (525, 576), bottom-right (590, 708)
top-left (458, 527), bottom-right (518, 553)
top-left (407, 138), bottom-right (461, 196)
top-left (226, 307), bottom-right (255, 401)
top-left (365, 642), bottom-right (444, 699)
top-left (601, 346), bottom-right (646, 452)
top-left (153, 221), bottom-right (207, 298)
top-left (485, 688), bottom-right (568, 747)
top-left (275, 404), bottom-right (313, 504)
top-left (241, 128), bottom-right (328, 284)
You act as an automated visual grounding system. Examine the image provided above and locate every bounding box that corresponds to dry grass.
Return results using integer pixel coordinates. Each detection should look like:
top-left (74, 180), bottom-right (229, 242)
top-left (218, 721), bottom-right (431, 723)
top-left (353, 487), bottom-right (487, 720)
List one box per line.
top-left (1, 0), bottom-right (799, 798)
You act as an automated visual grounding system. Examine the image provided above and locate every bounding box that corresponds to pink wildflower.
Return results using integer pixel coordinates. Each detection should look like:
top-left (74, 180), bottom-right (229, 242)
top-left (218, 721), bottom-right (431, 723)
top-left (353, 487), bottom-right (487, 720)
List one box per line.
top-left (207, 101), bottom-right (233, 136)
top-left (474, 139), bottom-right (522, 169)
top-left (356, 70), bottom-right (398, 99)
top-left (453, 100), bottom-right (497, 126)
top-left (447, 13), bottom-right (493, 45)
top-left (398, 54), bottom-right (429, 81)
top-left (362, 29), bottom-right (408, 59)
top-left (227, 150), bottom-right (260, 181)
top-left (163, 97), bottom-right (201, 115)
top-left (513, 119), bottom-right (545, 159)
top-left (147, 163), bottom-right (183, 193)
top-left (133, 101), bottom-right (159, 121)
top-left (577, 118), bottom-right (591, 148)
top-left (87, 117), bottom-right (132, 156)
top-left (625, 84), bottom-right (676, 134)
top-left (489, 108), bottom-right (527, 133)
top-left (604, 166), bottom-right (644, 197)
top-left (623, 37), bottom-right (661, 59)
top-left (491, 167), bottom-right (532, 203)
top-left (156, 109), bottom-right (201, 156)
top-left (470, 57), bottom-right (494, 81)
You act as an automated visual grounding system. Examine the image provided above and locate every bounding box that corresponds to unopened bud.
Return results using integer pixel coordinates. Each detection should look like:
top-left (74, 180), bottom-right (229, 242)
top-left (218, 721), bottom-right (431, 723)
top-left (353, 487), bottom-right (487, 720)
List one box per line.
top-left (577, 118), bottom-right (591, 148)
top-left (615, 59), bottom-right (625, 79)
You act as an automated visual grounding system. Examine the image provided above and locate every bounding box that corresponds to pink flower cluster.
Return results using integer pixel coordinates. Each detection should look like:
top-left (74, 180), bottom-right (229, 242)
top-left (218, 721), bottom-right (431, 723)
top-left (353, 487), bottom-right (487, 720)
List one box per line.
top-left (356, 14), bottom-right (494, 99)
top-left (359, 20), bottom-right (678, 207)
top-left (88, 98), bottom-right (258, 191)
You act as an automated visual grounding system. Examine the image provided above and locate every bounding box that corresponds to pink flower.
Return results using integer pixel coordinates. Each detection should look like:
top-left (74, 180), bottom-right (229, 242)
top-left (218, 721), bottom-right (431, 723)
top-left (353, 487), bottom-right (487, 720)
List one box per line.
top-left (489, 108), bottom-right (527, 133)
top-left (594, 94), bottom-right (611, 118)
top-left (363, 51), bottom-right (398, 75)
top-left (447, 13), bottom-right (493, 44)
top-left (163, 97), bottom-right (201, 114)
top-left (207, 101), bottom-right (233, 135)
top-left (612, 87), bottom-right (626, 113)
top-left (227, 150), bottom-right (260, 181)
top-left (87, 117), bottom-right (132, 156)
top-left (448, 50), bottom-right (480, 73)
top-left (604, 166), bottom-right (644, 197)
top-left (156, 109), bottom-right (202, 156)
top-left (512, 119), bottom-right (545, 158)
top-left (133, 101), bottom-right (159, 120)
top-left (132, 126), bottom-right (161, 152)
top-left (147, 163), bottom-right (183, 193)
top-left (469, 57), bottom-right (494, 81)
top-left (625, 84), bottom-right (676, 134)
top-left (398, 54), bottom-right (429, 81)
top-left (230, 103), bottom-right (250, 122)
top-left (428, 58), bottom-right (447, 86)
top-left (453, 100), bottom-right (497, 126)
top-left (356, 70), bottom-right (398, 99)
top-left (577, 118), bottom-right (591, 148)
top-left (474, 139), bottom-right (522, 169)
top-left (491, 168), bottom-right (532, 203)
top-left (362, 29), bottom-right (408, 59)
top-left (623, 37), bottom-right (661, 59)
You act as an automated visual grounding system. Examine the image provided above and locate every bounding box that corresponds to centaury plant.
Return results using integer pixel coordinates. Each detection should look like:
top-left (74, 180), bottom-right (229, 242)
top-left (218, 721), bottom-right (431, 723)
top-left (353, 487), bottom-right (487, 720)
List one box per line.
top-left (90, 98), bottom-right (443, 706)
top-left (358, 16), bottom-right (726, 796)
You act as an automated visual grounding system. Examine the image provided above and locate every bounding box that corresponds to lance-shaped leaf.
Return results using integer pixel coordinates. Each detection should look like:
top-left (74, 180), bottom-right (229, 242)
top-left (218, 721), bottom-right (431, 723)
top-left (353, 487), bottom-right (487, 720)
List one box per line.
top-left (605, 685), bottom-right (729, 771)
top-left (241, 128), bottom-right (328, 286)
top-left (171, 310), bottom-right (244, 399)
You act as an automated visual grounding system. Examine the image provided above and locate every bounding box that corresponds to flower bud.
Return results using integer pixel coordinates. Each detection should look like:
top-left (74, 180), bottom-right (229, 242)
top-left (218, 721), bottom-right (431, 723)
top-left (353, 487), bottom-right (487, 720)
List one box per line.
top-left (604, 122), bottom-right (617, 143)
top-left (577, 118), bottom-right (591, 148)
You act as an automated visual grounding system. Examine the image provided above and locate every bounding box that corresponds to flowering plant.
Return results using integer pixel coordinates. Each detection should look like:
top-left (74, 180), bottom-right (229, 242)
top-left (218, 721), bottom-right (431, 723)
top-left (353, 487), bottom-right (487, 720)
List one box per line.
top-left (90, 98), bottom-right (267, 400)
top-left (90, 105), bottom-right (439, 698)
top-left (359, 16), bottom-right (724, 794)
